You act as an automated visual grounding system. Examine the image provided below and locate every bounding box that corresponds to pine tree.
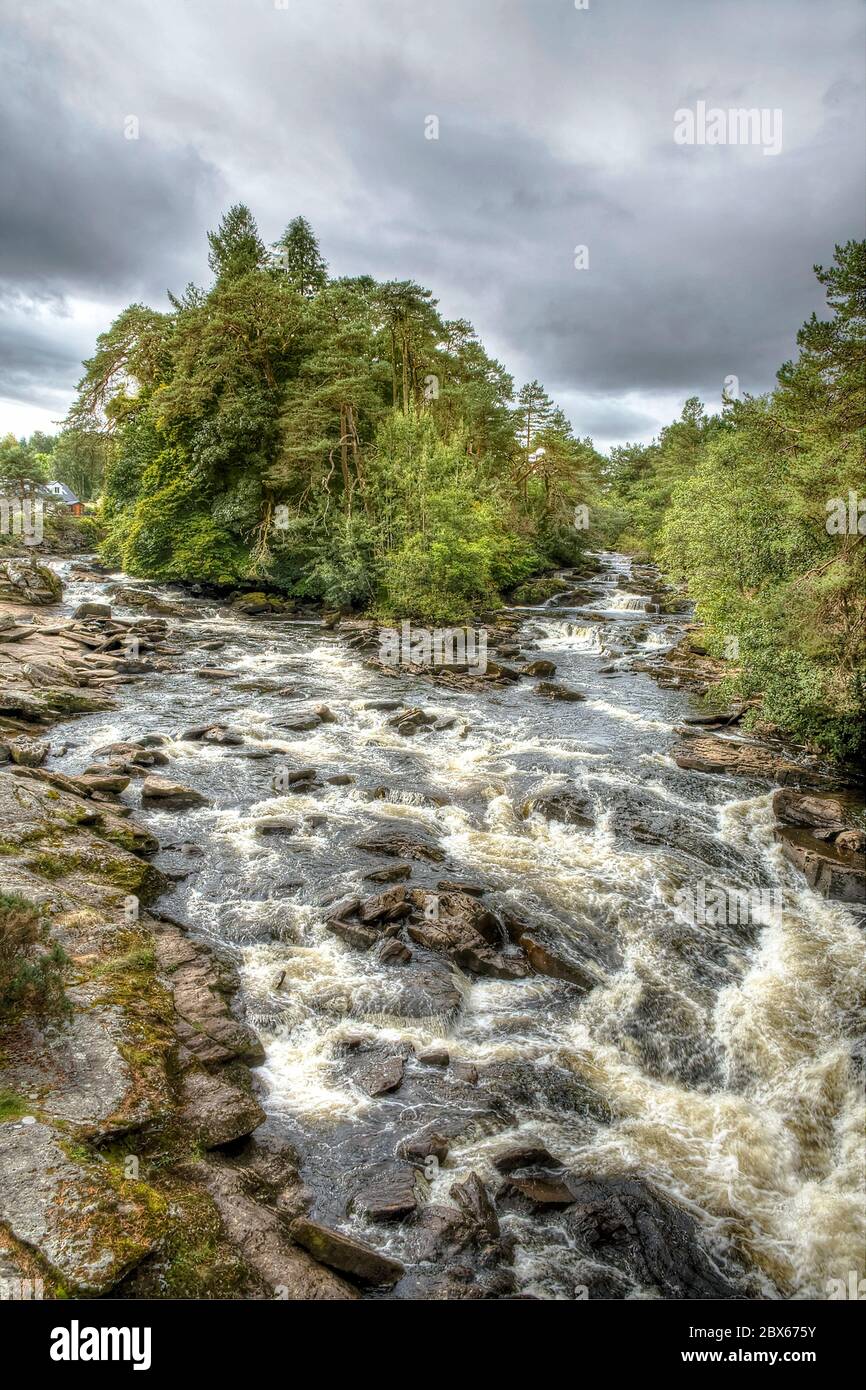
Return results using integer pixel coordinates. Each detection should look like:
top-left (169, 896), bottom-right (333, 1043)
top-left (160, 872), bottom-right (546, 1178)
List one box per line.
top-left (273, 216), bottom-right (328, 297)
top-left (207, 204), bottom-right (266, 281)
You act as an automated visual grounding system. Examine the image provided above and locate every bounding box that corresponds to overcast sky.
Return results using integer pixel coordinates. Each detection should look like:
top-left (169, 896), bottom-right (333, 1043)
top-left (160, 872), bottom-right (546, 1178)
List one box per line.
top-left (1, 0), bottom-right (863, 451)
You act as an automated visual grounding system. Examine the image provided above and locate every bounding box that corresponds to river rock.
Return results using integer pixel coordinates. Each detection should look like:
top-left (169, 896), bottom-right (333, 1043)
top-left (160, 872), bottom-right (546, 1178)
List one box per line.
top-left (674, 735), bottom-right (837, 788)
top-left (522, 792), bottom-right (594, 827)
top-left (388, 706), bottom-right (437, 736)
top-left (141, 775), bottom-right (209, 807)
top-left (180, 1069), bottom-right (265, 1148)
top-left (349, 1162), bottom-right (427, 1222)
top-left (450, 1172), bottom-right (500, 1240)
top-left (73, 601), bottom-right (112, 619)
top-left (493, 1142), bottom-right (561, 1174)
top-left (364, 862), bottom-right (413, 883)
top-left (289, 1216), bottom-right (404, 1286)
top-left (559, 1175), bottom-right (746, 1299)
top-left (9, 736), bottom-right (49, 767)
top-left (771, 787), bottom-right (849, 831)
top-left (354, 830), bottom-right (445, 863)
top-left (775, 826), bottom-right (865, 903)
top-left (153, 927), bottom-right (265, 1067)
top-left (520, 659), bottom-right (556, 677)
top-left (0, 559), bottom-right (62, 606)
top-left (533, 681), bottom-right (586, 701)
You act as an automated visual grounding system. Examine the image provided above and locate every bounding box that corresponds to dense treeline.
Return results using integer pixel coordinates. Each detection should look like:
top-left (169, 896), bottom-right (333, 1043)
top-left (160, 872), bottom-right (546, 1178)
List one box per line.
top-left (67, 207), bottom-right (604, 621)
top-left (607, 241), bottom-right (866, 764)
top-left (25, 219), bottom-right (864, 764)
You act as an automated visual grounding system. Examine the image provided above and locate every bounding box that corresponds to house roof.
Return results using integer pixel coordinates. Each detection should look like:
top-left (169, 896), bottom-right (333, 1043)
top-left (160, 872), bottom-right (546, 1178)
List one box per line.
top-left (44, 481), bottom-right (81, 504)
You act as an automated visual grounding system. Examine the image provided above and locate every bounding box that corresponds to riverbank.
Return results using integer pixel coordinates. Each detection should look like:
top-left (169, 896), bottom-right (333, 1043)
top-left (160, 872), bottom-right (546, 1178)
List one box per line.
top-left (1, 552), bottom-right (863, 1300)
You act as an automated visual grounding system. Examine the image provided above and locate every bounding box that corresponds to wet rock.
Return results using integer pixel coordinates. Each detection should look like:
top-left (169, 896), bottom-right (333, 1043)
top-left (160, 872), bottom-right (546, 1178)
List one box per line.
top-left (388, 707), bottom-right (437, 736)
top-left (354, 830), bottom-right (445, 863)
top-left (522, 792), bottom-right (594, 827)
top-left (277, 714), bottom-right (322, 733)
top-left (675, 735), bottom-right (838, 789)
top-left (417, 1047), bottom-right (450, 1067)
top-left (351, 1049), bottom-right (406, 1097)
top-left (255, 815), bottom-right (300, 836)
top-left (398, 1128), bottom-right (450, 1165)
top-left (478, 1060), bottom-right (611, 1123)
top-left (493, 1142), bottom-right (561, 1174)
top-left (775, 826), bottom-right (865, 903)
top-left (358, 885), bottom-right (415, 924)
top-left (200, 725), bottom-right (245, 746)
top-left (349, 1162), bottom-right (427, 1222)
top-left (520, 659), bottom-right (556, 677)
top-left (141, 775), bottom-right (209, 807)
top-left (560, 1175), bottom-right (746, 1300)
top-left (180, 1070), bottom-right (265, 1148)
top-left (365, 862), bottom-right (413, 883)
top-left (289, 1216), bottom-right (404, 1287)
top-left (437, 879), bottom-right (485, 896)
top-left (327, 918), bottom-right (380, 950)
top-left (450, 1172), bottom-right (500, 1241)
top-left (533, 681), bottom-right (586, 701)
top-left (353, 952), bottom-right (463, 1022)
top-left (364, 699), bottom-right (403, 711)
top-left (75, 772), bottom-right (131, 796)
top-left (451, 1060), bottom-right (478, 1085)
top-left (326, 773), bottom-right (355, 786)
top-left (504, 917), bottom-right (607, 991)
top-left (503, 1169), bottom-right (576, 1206)
top-left (406, 890), bottom-right (527, 980)
top-left (378, 937), bottom-right (413, 965)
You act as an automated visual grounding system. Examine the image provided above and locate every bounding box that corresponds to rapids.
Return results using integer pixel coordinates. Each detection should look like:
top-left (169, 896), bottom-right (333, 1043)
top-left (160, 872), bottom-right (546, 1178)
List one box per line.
top-left (44, 553), bottom-right (865, 1300)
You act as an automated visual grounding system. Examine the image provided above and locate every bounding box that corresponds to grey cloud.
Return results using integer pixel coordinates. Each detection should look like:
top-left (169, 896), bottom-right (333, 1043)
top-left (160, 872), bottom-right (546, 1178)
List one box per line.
top-left (0, 0), bottom-right (863, 447)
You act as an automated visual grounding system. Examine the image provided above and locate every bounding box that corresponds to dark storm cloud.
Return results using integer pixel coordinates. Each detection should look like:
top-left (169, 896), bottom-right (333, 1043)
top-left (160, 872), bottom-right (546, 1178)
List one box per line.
top-left (0, 27), bottom-right (222, 304)
top-left (1, 0), bottom-right (863, 445)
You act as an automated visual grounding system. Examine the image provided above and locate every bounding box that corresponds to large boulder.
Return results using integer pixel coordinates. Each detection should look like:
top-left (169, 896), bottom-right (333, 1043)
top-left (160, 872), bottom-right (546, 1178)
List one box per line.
top-left (775, 827), bottom-right (865, 903)
top-left (0, 558), bottom-right (62, 606)
top-left (180, 1070), bottom-right (265, 1148)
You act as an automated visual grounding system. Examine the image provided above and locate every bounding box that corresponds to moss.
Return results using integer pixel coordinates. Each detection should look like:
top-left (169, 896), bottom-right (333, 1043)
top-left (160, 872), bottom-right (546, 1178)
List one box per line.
top-left (91, 945), bottom-right (156, 979)
top-left (0, 1087), bottom-right (30, 1122)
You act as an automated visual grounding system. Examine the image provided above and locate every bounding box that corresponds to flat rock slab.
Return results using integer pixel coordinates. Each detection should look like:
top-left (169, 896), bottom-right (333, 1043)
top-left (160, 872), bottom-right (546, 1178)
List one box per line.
top-left (0, 1122), bottom-right (154, 1294)
top-left (1, 993), bottom-right (167, 1137)
top-left (349, 1162), bottom-right (428, 1223)
top-left (675, 736), bottom-right (839, 789)
top-left (290, 1216), bottom-right (404, 1286)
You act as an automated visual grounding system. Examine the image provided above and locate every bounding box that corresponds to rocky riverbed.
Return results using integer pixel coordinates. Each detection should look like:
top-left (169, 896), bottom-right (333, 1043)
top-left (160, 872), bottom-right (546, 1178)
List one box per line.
top-left (0, 553), bottom-right (863, 1300)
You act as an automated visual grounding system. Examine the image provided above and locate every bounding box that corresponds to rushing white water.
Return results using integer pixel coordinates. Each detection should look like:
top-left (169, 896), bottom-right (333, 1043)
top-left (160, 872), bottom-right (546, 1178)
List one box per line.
top-left (45, 553), bottom-right (866, 1300)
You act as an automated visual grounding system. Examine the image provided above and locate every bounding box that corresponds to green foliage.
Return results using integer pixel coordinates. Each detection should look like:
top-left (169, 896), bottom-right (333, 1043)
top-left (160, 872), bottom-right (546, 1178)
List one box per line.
top-left (68, 206), bottom-right (603, 618)
top-left (652, 242), bottom-right (866, 763)
top-left (0, 893), bottom-right (68, 1024)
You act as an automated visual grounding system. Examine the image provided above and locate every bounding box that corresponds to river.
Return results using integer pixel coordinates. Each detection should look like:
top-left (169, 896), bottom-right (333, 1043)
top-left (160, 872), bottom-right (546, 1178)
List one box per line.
top-left (45, 552), bottom-right (865, 1300)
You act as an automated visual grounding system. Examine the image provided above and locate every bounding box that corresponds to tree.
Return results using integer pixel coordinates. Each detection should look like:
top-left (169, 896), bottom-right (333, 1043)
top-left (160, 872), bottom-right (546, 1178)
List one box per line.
top-left (0, 435), bottom-right (47, 499)
top-left (207, 204), bottom-right (267, 281)
top-left (273, 216), bottom-right (328, 297)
